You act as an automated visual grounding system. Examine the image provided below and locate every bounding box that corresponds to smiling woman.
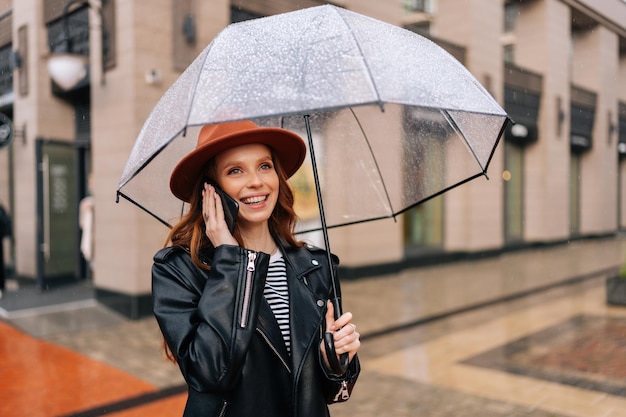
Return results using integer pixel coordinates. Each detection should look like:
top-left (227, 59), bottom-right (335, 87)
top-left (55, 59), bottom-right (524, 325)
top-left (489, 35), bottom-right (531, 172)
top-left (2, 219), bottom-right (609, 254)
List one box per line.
top-left (151, 120), bottom-right (361, 417)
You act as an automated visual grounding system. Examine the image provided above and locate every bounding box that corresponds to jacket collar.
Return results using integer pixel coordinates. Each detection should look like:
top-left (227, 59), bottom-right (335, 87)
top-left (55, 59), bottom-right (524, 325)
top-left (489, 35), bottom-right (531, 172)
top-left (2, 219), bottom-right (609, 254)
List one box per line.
top-left (280, 242), bottom-right (322, 278)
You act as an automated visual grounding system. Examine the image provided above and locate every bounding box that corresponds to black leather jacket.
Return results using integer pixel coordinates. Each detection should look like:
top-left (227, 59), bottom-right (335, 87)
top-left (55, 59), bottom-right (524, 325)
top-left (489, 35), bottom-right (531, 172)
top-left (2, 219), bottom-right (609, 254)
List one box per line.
top-left (152, 243), bottom-right (360, 417)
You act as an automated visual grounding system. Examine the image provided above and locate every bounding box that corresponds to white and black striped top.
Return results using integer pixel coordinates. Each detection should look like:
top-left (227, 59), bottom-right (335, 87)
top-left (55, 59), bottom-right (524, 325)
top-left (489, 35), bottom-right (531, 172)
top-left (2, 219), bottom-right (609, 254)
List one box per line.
top-left (264, 250), bottom-right (291, 354)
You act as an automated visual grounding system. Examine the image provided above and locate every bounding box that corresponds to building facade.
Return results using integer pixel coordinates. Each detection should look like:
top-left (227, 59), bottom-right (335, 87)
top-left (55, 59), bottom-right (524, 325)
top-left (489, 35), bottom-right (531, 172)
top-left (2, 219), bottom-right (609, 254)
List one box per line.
top-left (0, 0), bottom-right (624, 317)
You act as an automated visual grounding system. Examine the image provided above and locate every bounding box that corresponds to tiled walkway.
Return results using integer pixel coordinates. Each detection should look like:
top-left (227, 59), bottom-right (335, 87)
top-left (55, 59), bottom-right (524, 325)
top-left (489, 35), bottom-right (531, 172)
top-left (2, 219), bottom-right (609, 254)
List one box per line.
top-left (1, 236), bottom-right (625, 416)
top-left (0, 322), bottom-right (168, 417)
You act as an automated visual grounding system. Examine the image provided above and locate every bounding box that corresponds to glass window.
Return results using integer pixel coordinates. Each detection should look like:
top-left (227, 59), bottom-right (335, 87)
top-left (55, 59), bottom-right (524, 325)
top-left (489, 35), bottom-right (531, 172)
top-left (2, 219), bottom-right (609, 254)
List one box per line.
top-left (0, 45), bottom-right (13, 97)
top-left (504, 2), bottom-right (517, 33)
top-left (503, 44), bottom-right (514, 64)
top-left (404, 197), bottom-right (444, 249)
top-left (403, 108), bottom-right (445, 250)
top-left (617, 157), bottom-right (626, 230)
top-left (504, 141), bottom-right (523, 242)
top-left (404, 0), bottom-right (434, 13)
top-left (231, 7), bottom-right (263, 23)
top-left (569, 154), bottom-right (581, 235)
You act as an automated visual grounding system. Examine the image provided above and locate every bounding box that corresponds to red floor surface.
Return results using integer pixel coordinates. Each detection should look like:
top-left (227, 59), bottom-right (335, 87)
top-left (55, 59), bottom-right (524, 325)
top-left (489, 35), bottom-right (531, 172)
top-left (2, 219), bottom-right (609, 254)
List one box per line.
top-left (0, 321), bottom-right (185, 417)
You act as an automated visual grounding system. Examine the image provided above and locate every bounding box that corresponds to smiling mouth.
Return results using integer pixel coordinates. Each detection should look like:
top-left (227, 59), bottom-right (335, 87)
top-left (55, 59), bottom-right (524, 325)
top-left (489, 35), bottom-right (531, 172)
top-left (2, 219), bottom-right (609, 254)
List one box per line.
top-left (241, 195), bottom-right (268, 205)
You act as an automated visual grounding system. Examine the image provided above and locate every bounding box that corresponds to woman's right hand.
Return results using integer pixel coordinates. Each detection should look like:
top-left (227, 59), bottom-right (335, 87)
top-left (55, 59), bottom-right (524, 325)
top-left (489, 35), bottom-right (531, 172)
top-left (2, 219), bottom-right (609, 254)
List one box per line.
top-left (202, 183), bottom-right (238, 247)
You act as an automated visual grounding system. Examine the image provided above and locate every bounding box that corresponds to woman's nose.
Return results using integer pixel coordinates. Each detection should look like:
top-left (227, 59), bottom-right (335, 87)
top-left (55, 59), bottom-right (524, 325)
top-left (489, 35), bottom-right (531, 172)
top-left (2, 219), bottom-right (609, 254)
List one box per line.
top-left (247, 172), bottom-right (263, 187)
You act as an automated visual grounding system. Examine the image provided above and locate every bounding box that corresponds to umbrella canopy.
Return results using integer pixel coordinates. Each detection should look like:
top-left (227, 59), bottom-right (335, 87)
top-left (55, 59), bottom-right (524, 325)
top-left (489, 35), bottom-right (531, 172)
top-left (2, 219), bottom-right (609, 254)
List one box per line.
top-left (117, 5), bottom-right (509, 232)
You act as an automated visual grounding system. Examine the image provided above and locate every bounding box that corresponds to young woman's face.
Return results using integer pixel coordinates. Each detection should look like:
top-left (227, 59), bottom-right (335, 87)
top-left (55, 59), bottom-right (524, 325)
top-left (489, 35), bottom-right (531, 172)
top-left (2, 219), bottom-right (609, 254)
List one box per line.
top-left (214, 143), bottom-right (279, 229)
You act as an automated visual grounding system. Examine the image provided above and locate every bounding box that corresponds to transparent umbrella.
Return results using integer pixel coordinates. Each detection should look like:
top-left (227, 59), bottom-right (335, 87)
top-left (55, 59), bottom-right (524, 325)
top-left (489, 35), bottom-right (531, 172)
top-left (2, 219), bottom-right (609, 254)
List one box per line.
top-left (116, 4), bottom-right (510, 372)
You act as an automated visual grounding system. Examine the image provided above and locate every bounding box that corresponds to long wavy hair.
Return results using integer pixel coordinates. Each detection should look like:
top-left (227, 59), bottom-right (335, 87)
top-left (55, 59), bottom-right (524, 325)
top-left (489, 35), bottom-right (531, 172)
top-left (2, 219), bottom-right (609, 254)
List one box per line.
top-left (161, 148), bottom-right (303, 361)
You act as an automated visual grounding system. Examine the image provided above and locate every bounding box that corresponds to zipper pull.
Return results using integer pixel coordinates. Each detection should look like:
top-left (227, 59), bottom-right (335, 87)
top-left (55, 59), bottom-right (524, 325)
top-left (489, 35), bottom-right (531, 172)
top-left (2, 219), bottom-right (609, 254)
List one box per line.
top-left (333, 380), bottom-right (350, 402)
top-left (247, 251), bottom-right (257, 271)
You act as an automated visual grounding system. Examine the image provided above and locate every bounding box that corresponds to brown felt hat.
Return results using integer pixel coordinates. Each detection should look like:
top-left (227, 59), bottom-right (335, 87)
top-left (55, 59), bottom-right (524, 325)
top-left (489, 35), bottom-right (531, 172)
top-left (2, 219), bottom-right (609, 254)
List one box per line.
top-left (170, 120), bottom-right (307, 202)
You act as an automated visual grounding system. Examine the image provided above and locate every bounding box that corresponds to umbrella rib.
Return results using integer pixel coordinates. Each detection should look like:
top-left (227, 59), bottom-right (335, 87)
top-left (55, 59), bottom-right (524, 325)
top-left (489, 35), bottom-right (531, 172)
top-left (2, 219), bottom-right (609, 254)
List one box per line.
top-left (184, 40), bottom-right (219, 128)
top-left (117, 127), bottom-right (186, 191)
top-left (332, 7), bottom-right (383, 108)
top-left (394, 172), bottom-right (487, 216)
top-left (483, 117), bottom-right (511, 174)
top-left (349, 107), bottom-right (396, 216)
top-left (441, 110), bottom-right (486, 174)
top-left (116, 191), bottom-right (173, 228)
top-left (296, 171), bottom-right (489, 235)
top-left (296, 214), bottom-right (392, 235)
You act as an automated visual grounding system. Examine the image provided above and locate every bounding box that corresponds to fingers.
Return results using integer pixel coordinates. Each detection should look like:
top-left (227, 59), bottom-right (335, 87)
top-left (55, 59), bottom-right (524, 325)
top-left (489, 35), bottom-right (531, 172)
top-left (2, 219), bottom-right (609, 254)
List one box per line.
top-left (325, 300), bottom-right (335, 330)
top-left (325, 300), bottom-right (361, 359)
top-left (202, 183), bottom-right (235, 246)
top-left (202, 183), bottom-right (219, 225)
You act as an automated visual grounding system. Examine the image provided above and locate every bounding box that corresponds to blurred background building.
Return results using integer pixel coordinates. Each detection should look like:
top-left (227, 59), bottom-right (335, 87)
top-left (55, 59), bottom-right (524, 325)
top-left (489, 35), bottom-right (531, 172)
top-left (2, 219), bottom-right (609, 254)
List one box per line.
top-left (0, 0), bottom-right (624, 318)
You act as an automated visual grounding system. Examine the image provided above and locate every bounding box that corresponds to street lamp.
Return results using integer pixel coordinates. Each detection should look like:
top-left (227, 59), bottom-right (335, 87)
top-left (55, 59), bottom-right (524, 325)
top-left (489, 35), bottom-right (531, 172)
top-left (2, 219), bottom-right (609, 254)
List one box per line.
top-left (47, 0), bottom-right (107, 90)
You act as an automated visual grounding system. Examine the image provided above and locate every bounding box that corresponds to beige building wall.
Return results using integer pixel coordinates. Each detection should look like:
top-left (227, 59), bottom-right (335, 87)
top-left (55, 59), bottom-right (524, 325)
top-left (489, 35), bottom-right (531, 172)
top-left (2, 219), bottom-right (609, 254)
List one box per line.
top-left (12, 0), bottom-right (77, 278)
top-left (435, 0), bottom-right (505, 252)
top-left (0, 0), bottom-right (10, 211)
top-left (91, 0), bottom-right (163, 296)
top-left (91, 0), bottom-right (230, 297)
top-left (571, 26), bottom-right (619, 234)
top-left (516, 0), bottom-right (571, 241)
top-left (621, 55), bottom-right (626, 230)
top-left (621, 55), bottom-right (626, 99)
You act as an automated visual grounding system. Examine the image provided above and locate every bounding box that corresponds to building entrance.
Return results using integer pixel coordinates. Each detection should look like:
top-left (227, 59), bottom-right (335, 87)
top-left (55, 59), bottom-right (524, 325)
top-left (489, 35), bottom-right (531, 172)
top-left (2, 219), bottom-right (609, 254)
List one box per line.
top-left (35, 139), bottom-right (89, 288)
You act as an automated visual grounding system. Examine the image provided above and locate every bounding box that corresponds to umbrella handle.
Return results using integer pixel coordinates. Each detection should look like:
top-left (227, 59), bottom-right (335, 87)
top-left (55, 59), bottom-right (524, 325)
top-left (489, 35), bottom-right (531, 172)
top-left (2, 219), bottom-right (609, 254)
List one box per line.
top-left (323, 297), bottom-right (349, 376)
top-left (324, 332), bottom-right (350, 376)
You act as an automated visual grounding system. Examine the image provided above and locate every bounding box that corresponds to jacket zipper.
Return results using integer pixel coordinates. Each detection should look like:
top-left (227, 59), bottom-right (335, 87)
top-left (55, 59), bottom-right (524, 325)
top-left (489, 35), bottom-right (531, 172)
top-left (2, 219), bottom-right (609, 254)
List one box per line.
top-left (333, 380), bottom-right (350, 402)
top-left (256, 329), bottom-right (291, 372)
top-left (240, 251), bottom-right (257, 328)
top-left (217, 400), bottom-right (228, 417)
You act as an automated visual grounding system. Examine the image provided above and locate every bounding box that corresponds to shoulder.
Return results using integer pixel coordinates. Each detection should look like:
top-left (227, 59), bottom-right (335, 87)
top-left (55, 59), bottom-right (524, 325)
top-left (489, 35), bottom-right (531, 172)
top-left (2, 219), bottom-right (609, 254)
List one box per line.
top-left (152, 246), bottom-right (207, 291)
top-left (153, 245), bottom-right (192, 264)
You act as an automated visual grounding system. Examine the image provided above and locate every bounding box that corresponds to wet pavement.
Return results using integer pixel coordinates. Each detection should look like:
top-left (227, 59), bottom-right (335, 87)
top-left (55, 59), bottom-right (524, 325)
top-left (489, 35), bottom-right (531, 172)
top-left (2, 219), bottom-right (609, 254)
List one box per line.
top-left (1, 236), bottom-right (626, 417)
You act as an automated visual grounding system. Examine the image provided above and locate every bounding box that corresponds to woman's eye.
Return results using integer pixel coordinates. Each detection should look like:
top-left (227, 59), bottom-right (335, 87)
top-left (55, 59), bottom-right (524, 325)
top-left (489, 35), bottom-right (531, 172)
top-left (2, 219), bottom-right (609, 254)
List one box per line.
top-left (227, 168), bottom-right (242, 175)
top-left (260, 163), bottom-right (273, 170)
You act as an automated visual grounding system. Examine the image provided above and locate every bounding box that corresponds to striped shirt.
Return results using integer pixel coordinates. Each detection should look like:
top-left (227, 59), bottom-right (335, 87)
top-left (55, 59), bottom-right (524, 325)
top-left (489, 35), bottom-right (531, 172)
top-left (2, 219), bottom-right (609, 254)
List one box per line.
top-left (264, 250), bottom-right (291, 354)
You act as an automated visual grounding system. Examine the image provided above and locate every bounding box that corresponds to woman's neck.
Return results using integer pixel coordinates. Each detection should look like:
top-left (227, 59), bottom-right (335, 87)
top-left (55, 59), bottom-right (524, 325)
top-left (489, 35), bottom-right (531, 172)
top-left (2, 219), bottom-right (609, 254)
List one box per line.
top-left (239, 225), bottom-right (277, 255)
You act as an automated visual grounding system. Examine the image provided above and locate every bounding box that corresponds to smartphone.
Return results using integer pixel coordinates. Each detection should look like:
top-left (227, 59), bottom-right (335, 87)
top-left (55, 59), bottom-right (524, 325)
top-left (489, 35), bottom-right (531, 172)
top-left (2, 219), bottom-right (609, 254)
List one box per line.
top-left (204, 179), bottom-right (239, 234)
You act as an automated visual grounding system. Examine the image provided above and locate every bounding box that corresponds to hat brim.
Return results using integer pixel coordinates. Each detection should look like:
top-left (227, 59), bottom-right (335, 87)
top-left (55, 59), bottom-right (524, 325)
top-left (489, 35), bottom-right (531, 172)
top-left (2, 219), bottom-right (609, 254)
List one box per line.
top-left (170, 127), bottom-right (307, 202)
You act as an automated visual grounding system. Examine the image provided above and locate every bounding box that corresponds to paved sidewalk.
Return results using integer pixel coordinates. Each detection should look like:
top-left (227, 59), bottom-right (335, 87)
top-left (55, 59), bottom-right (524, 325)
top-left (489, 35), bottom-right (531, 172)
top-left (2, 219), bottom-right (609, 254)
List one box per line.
top-left (1, 236), bottom-right (625, 416)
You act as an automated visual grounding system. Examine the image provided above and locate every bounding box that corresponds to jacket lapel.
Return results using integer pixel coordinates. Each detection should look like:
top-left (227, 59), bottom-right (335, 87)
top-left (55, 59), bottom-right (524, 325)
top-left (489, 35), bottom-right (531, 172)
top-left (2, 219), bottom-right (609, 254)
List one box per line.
top-left (255, 244), bottom-right (332, 372)
top-left (283, 246), bottom-right (329, 372)
top-left (256, 300), bottom-right (291, 368)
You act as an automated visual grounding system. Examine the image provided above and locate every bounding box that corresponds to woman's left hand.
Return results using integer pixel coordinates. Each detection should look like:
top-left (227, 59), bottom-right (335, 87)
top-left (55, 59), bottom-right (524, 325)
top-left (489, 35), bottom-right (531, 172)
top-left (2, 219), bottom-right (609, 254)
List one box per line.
top-left (320, 300), bottom-right (361, 371)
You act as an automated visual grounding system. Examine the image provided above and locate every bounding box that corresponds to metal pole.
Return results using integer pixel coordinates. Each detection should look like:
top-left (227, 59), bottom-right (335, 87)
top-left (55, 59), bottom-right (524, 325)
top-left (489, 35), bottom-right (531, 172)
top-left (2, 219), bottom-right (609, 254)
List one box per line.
top-left (303, 115), bottom-right (341, 316)
top-left (303, 114), bottom-right (348, 376)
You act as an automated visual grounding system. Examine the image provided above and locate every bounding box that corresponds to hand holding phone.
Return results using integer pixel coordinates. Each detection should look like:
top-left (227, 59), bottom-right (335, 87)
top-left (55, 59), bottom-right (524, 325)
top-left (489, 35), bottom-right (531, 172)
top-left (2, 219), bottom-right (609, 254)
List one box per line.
top-left (204, 179), bottom-right (239, 234)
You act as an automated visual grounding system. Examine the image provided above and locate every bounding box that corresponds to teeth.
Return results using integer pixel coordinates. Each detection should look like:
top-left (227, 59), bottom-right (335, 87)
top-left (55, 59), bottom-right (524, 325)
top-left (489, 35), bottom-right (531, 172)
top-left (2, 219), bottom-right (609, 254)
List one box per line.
top-left (242, 195), bottom-right (266, 204)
